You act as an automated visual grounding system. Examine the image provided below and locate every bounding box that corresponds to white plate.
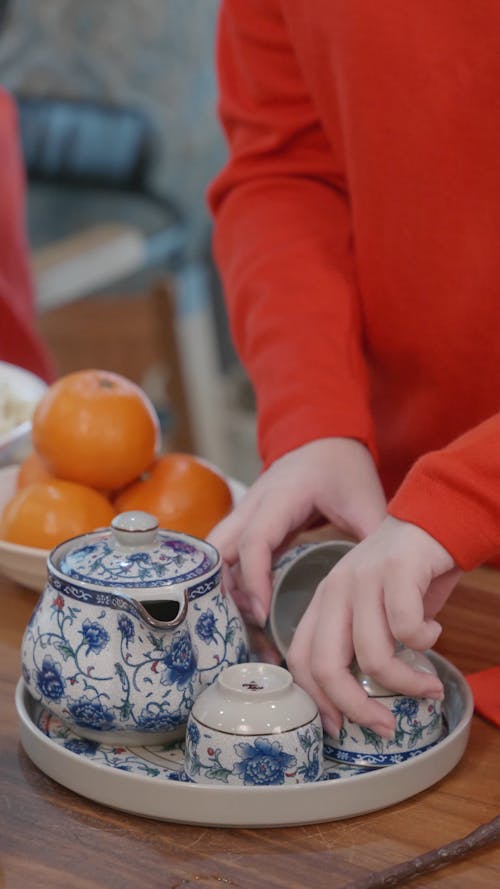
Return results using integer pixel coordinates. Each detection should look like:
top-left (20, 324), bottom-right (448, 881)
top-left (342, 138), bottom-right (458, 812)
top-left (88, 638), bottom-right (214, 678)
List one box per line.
top-left (0, 464), bottom-right (247, 594)
top-left (16, 652), bottom-right (473, 827)
top-left (0, 361), bottom-right (47, 466)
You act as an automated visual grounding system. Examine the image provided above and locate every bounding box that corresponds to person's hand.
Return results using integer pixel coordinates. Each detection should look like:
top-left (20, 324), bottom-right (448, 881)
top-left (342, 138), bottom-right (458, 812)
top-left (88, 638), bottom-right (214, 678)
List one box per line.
top-left (209, 437), bottom-right (387, 626)
top-left (286, 515), bottom-right (461, 737)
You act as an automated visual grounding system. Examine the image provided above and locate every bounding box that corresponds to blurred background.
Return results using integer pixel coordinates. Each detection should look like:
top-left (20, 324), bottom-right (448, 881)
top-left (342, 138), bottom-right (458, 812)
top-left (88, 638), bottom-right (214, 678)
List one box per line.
top-left (0, 0), bottom-right (260, 483)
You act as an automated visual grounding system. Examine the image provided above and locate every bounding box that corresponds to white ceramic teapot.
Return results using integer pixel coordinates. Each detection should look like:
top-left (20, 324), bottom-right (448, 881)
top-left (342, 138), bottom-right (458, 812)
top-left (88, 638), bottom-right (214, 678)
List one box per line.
top-left (21, 511), bottom-right (249, 745)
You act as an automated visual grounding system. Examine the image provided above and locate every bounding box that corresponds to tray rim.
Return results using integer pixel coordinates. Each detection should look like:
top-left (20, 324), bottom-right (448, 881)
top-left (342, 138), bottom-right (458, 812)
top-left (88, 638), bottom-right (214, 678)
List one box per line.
top-left (16, 651), bottom-right (474, 827)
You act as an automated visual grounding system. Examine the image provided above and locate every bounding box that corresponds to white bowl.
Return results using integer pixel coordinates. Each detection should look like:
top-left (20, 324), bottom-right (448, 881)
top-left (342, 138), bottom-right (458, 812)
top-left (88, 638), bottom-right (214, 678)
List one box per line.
top-left (0, 464), bottom-right (247, 594)
top-left (184, 663), bottom-right (323, 785)
top-left (0, 464), bottom-right (49, 591)
top-left (0, 361), bottom-right (47, 467)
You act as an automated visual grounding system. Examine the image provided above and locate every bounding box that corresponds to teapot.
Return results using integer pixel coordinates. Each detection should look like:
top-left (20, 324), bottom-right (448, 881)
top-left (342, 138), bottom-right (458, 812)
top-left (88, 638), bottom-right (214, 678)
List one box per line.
top-left (21, 511), bottom-right (249, 745)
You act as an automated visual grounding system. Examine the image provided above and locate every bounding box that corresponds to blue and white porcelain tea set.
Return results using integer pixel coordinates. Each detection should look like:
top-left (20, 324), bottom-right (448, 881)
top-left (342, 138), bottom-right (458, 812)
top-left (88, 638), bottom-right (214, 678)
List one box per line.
top-left (21, 511), bottom-right (250, 747)
top-left (20, 514), bottom-right (446, 787)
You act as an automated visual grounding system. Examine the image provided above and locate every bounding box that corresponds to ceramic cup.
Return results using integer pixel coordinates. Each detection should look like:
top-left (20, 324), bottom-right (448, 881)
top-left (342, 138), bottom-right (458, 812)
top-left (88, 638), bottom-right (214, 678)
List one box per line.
top-left (268, 540), bottom-right (444, 768)
top-left (269, 539), bottom-right (355, 658)
top-left (21, 511), bottom-right (249, 746)
top-left (184, 662), bottom-right (323, 785)
top-left (323, 648), bottom-right (444, 768)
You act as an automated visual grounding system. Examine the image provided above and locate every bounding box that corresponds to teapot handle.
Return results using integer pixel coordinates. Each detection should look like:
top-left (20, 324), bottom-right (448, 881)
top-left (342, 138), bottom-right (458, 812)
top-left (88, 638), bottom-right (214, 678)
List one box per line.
top-left (135, 588), bottom-right (189, 628)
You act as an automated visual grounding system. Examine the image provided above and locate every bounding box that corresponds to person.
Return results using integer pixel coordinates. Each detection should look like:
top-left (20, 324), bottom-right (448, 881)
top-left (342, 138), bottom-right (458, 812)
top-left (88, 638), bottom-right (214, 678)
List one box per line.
top-left (206, 0), bottom-right (500, 739)
top-left (0, 85), bottom-right (53, 382)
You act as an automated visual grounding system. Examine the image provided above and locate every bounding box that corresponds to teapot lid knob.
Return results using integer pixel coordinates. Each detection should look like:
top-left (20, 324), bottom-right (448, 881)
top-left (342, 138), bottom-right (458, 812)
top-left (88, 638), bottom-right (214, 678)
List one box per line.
top-left (111, 511), bottom-right (159, 547)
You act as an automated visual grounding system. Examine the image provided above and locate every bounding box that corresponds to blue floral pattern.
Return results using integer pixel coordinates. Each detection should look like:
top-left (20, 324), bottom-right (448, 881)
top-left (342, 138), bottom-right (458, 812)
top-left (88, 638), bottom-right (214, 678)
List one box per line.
top-left (68, 696), bottom-right (115, 732)
top-left (324, 696), bottom-right (444, 767)
top-left (185, 718), bottom-right (324, 786)
top-left (233, 738), bottom-right (297, 785)
top-left (195, 610), bottom-right (217, 643)
top-left (161, 632), bottom-right (196, 689)
top-left (36, 656), bottom-right (65, 701)
top-left (117, 614), bottom-right (134, 644)
top-left (81, 619), bottom-right (109, 655)
top-left (64, 737), bottom-right (100, 756)
top-left (23, 561), bottom-right (249, 740)
top-left (36, 703), bottom-right (395, 785)
top-left (58, 535), bottom-right (213, 588)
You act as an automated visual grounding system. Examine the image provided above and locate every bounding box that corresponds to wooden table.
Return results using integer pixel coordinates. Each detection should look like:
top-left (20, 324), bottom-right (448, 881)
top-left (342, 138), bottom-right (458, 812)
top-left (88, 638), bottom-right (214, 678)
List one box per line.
top-left (0, 570), bottom-right (499, 888)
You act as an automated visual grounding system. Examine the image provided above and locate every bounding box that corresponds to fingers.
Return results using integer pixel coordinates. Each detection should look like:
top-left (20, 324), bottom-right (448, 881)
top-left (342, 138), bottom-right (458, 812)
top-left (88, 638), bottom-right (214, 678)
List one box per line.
top-left (287, 577), bottom-right (395, 737)
top-left (353, 586), bottom-right (443, 700)
top-left (212, 485), bottom-right (315, 626)
top-left (210, 438), bottom-right (389, 630)
top-left (287, 517), bottom-right (456, 734)
top-left (310, 576), bottom-right (397, 735)
top-left (347, 553), bottom-right (444, 699)
top-left (208, 490), bottom-right (275, 625)
top-left (208, 490), bottom-right (257, 563)
top-left (286, 585), bottom-right (345, 736)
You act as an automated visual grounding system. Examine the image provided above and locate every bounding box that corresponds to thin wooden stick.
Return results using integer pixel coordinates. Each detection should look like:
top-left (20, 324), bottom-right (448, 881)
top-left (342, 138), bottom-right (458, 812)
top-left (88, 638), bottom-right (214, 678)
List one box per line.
top-left (345, 815), bottom-right (500, 889)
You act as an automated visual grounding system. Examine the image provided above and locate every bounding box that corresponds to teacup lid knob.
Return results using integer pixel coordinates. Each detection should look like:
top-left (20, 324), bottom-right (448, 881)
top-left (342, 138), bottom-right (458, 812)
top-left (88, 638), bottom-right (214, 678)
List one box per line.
top-left (111, 511), bottom-right (159, 547)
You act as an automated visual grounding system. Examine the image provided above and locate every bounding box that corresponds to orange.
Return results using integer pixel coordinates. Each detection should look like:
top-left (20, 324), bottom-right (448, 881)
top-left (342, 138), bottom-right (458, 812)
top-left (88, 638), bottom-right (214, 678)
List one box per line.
top-left (16, 452), bottom-right (54, 490)
top-left (32, 369), bottom-right (160, 490)
top-left (114, 453), bottom-right (233, 539)
top-left (0, 480), bottom-right (115, 549)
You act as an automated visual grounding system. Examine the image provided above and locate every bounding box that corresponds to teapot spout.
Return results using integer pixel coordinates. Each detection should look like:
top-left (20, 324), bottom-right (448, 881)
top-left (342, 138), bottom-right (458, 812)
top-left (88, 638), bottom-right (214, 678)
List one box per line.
top-left (135, 588), bottom-right (188, 627)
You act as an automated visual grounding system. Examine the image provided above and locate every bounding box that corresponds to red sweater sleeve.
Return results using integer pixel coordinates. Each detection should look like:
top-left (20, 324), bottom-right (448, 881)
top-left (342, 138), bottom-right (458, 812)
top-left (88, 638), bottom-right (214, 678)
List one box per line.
top-left (0, 89), bottom-right (54, 382)
top-left (388, 415), bottom-right (500, 570)
top-left (208, 0), bottom-right (376, 468)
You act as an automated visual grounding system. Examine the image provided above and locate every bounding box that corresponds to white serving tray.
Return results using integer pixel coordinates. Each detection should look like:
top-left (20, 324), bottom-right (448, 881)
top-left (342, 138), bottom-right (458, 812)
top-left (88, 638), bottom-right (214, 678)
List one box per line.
top-left (16, 652), bottom-right (473, 828)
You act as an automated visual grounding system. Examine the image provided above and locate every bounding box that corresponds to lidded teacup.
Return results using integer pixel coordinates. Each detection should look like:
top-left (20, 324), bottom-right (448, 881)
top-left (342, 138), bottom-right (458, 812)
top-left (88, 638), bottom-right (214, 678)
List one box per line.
top-left (21, 510), bottom-right (249, 745)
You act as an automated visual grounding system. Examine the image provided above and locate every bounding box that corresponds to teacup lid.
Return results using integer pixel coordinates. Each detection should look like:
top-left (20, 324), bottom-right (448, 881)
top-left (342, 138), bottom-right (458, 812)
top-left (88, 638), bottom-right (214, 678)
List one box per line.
top-left (353, 646), bottom-right (438, 697)
top-left (54, 510), bottom-right (216, 589)
top-left (191, 662), bottom-right (318, 735)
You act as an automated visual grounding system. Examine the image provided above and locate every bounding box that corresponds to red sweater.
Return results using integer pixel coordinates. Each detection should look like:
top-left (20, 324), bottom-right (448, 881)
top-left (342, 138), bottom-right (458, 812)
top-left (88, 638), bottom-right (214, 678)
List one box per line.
top-left (208, 0), bottom-right (500, 571)
top-left (0, 89), bottom-right (53, 382)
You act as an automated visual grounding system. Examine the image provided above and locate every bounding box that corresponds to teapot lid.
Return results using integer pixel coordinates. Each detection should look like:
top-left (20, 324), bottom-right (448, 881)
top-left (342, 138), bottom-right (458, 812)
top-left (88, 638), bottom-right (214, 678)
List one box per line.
top-left (55, 510), bottom-right (216, 589)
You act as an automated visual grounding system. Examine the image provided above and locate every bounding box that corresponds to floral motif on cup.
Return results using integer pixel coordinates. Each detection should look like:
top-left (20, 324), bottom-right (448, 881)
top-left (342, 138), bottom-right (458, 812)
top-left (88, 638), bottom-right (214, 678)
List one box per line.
top-left (233, 738), bottom-right (297, 785)
top-left (324, 696), bottom-right (444, 766)
top-left (296, 723), bottom-right (323, 782)
top-left (185, 720), bottom-right (322, 786)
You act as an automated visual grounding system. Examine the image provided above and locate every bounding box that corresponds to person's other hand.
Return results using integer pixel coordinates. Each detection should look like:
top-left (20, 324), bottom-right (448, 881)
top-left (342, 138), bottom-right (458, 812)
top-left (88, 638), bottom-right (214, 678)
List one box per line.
top-left (286, 515), bottom-right (461, 737)
top-left (209, 437), bottom-right (386, 626)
